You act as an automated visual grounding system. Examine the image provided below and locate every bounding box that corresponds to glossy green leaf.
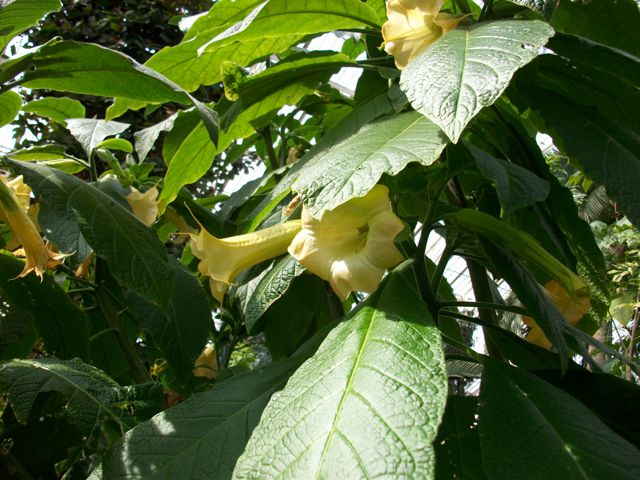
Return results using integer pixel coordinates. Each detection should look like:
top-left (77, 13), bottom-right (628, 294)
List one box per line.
top-left (96, 137), bottom-right (133, 153)
top-left (241, 255), bottom-right (305, 334)
top-left (435, 396), bottom-right (487, 480)
top-left (551, 0), bottom-right (640, 56)
top-left (466, 142), bottom-right (550, 212)
top-left (479, 360), bottom-right (640, 479)
top-left (543, 34), bottom-right (640, 133)
top-left (160, 79), bottom-right (317, 208)
top-left (11, 161), bottom-right (174, 311)
top-left (523, 85), bottom-right (640, 227)
top-left (0, 358), bottom-right (127, 435)
top-left (234, 272), bottom-right (447, 479)
top-left (91, 330), bottom-right (330, 480)
top-left (0, 0), bottom-right (60, 52)
top-left (0, 252), bottom-right (89, 360)
top-left (108, 0), bottom-right (379, 116)
top-left (292, 111), bottom-right (448, 217)
top-left (66, 118), bottom-right (130, 157)
top-left (21, 97), bottom-right (85, 124)
top-left (7, 144), bottom-right (89, 174)
top-left (21, 41), bottom-right (191, 104)
top-left (401, 20), bottom-right (554, 142)
top-left (0, 90), bottom-right (21, 127)
top-left (134, 112), bottom-right (178, 162)
top-left (125, 258), bottom-right (211, 383)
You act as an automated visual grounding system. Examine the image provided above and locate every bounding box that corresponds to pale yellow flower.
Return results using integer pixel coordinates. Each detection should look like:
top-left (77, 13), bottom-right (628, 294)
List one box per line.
top-left (193, 343), bottom-right (218, 379)
top-left (189, 221), bottom-right (302, 302)
top-left (0, 176), bottom-right (62, 278)
top-left (125, 186), bottom-right (159, 226)
top-left (288, 185), bottom-right (405, 300)
top-left (523, 280), bottom-right (591, 349)
top-left (382, 0), bottom-right (465, 69)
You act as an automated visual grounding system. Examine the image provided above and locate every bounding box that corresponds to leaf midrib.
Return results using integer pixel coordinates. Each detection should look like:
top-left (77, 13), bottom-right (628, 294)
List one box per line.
top-left (314, 308), bottom-right (376, 479)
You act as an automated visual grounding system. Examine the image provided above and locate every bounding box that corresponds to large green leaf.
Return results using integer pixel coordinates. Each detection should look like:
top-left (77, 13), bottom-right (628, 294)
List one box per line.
top-left (466, 142), bottom-right (550, 212)
top-left (240, 255), bottom-right (305, 334)
top-left (0, 90), bottom-right (21, 127)
top-left (11, 161), bottom-right (174, 310)
top-left (435, 396), bottom-right (487, 480)
top-left (233, 272), bottom-right (447, 479)
top-left (505, 0), bottom-right (556, 19)
top-left (400, 20), bottom-right (554, 143)
top-left (540, 34), bottom-right (640, 133)
top-left (0, 0), bottom-right (60, 52)
top-left (479, 360), bottom-right (640, 479)
top-left (292, 111), bottom-right (448, 217)
top-left (0, 252), bottom-right (89, 360)
top-left (91, 328), bottom-right (331, 480)
top-left (159, 79), bottom-right (319, 208)
top-left (0, 358), bottom-right (127, 435)
top-left (125, 258), bottom-right (211, 384)
top-left (66, 118), bottom-right (130, 157)
top-left (22, 96), bottom-right (85, 125)
top-left (21, 41), bottom-right (191, 104)
top-left (523, 84), bottom-right (640, 227)
top-left (551, 0), bottom-right (640, 56)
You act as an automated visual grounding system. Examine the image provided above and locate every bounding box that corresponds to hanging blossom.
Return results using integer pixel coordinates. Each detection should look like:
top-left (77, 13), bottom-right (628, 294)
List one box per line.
top-left (190, 221), bottom-right (302, 302)
top-left (0, 175), bottom-right (63, 278)
top-left (288, 185), bottom-right (405, 300)
top-left (190, 185), bottom-right (405, 302)
top-left (125, 186), bottom-right (159, 227)
top-left (382, 0), bottom-right (466, 69)
top-left (523, 279), bottom-right (591, 349)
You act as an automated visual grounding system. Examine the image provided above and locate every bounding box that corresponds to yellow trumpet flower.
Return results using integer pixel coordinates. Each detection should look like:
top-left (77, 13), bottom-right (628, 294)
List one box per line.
top-left (125, 186), bottom-right (159, 227)
top-left (193, 343), bottom-right (218, 380)
top-left (189, 221), bottom-right (302, 302)
top-left (0, 176), bottom-right (62, 278)
top-left (288, 185), bottom-right (405, 300)
top-left (523, 280), bottom-right (591, 349)
top-left (382, 0), bottom-right (465, 69)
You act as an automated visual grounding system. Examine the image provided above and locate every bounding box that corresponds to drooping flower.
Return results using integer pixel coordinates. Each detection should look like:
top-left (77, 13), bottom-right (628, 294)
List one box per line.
top-left (0, 176), bottom-right (62, 278)
top-left (189, 221), bottom-right (302, 302)
top-left (288, 185), bottom-right (405, 300)
top-left (382, 0), bottom-right (465, 69)
top-left (193, 343), bottom-right (218, 379)
top-left (125, 186), bottom-right (159, 227)
top-left (523, 280), bottom-right (591, 349)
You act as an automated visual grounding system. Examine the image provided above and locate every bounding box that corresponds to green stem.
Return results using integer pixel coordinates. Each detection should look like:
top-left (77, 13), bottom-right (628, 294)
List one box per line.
top-left (259, 126), bottom-right (278, 171)
top-left (431, 236), bottom-right (458, 293)
top-left (479, 0), bottom-right (493, 21)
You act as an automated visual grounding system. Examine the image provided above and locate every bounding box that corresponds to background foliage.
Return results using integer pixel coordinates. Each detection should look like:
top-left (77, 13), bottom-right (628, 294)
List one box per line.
top-left (0, 0), bottom-right (639, 478)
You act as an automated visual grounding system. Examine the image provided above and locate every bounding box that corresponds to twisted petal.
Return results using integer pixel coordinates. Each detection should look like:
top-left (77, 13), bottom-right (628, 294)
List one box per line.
top-left (289, 185), bottom-right (404, 300)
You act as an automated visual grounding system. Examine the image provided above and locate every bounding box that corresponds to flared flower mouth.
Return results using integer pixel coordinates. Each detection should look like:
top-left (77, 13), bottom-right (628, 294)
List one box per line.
top-left (523, 279), bottom-right (591, 349)
top-left (125, 186), bottom-right (160, 227)
top-left (288, 185), bottom-right (405, 300)
top-left (382, 0), bottom-right (465, 69)
top-left (0, 176), bottom-right (63, 279)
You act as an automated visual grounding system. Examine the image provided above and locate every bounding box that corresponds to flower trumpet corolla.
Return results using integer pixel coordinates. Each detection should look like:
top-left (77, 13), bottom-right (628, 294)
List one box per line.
top-left (0, 176), bottom-right (62, 278)
top-left (523, 280), bottom-right (591, 350)
top-left (382, 0), bottom-right (465, 69)
top-left (193, 343), bottom-right (218, 379)
top-left (190, 221), bottom-right (302, 302)
top-left (288, 185), bottom-right (405, 300)
top-left (125, 186), bottom-right (159, 226)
